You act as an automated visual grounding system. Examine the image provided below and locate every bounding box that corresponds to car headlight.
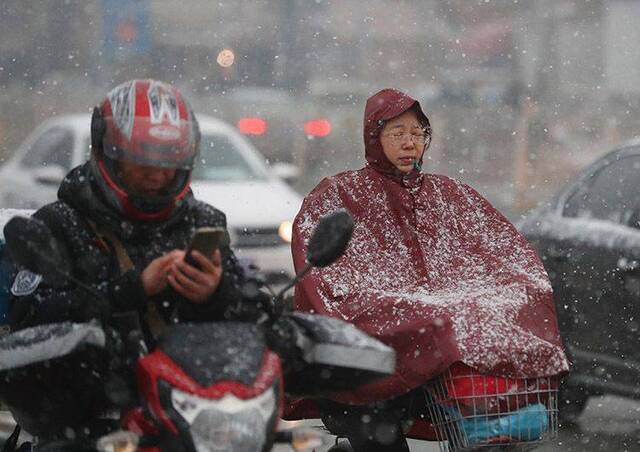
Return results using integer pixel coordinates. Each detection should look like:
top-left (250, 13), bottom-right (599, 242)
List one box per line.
top-left (278, 220), bottom-right (293, 243)
top-left (172, 387), bottom-right (276, 452)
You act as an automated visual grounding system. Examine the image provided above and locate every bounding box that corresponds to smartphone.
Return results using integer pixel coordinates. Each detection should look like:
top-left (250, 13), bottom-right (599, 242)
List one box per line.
top-left (184, 227), bottom-right (227, 267)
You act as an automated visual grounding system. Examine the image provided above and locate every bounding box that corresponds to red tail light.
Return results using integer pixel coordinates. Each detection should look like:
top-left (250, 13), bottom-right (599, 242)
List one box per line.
top-left (238, 117), bottom-right (267, 135)
top-left (304, 119), bottom-right (332, 137)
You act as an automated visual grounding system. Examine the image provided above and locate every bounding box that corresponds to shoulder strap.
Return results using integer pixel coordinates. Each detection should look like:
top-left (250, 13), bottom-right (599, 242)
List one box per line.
top-left (87, 220), bottom-right (134, 273)
top-left (86, 220), bottom-right (168, 338)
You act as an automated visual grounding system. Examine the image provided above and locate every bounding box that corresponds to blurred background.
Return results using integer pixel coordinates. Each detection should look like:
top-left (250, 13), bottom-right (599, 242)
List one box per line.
top-left (1, 0), bottom-right (639, 218)
top-left (6, 2), bottom-right (640, 449)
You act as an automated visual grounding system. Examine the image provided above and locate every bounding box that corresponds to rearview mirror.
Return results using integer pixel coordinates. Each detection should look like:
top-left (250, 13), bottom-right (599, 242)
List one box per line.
top-left (306, 210), bottom-right (354, 267)
top-left (3, 216), bottom-right (69, 277)
top-left (271, 210), bottom-right (354, 315)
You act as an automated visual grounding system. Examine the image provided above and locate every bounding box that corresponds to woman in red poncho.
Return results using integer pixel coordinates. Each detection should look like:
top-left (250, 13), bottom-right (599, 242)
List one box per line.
top-left (290, 88), bottom-right (569, 451)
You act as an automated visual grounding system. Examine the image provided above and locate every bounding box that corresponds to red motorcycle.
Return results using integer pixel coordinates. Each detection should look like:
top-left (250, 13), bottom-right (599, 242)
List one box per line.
top-left (0, 211), bottom-right (396, 452)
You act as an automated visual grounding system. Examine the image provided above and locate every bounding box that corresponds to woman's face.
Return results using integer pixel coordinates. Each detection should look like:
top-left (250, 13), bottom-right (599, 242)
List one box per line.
top-left (379, 110), bottom-right (426, 173)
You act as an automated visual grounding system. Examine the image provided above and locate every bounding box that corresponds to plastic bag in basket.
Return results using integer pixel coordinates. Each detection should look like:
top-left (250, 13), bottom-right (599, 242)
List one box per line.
top-left (447, 402), bottom-right (549, 444)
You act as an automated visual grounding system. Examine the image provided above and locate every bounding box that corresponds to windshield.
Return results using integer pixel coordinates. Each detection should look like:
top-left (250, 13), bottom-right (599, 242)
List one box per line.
top-left (192, 134), bottom-right (266, 182)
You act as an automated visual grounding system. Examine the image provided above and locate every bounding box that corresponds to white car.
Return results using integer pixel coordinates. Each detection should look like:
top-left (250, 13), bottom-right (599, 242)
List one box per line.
top-left (0, 114), bottom-right (303, 282)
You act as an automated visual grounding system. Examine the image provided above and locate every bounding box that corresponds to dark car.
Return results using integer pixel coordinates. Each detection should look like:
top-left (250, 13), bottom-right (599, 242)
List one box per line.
top-left (519, 140), bottom-right (640, 420)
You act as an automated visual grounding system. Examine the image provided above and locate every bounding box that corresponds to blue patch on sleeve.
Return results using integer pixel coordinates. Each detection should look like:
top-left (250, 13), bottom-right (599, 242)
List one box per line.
top-left (11, 270), bottom-right (43, 297)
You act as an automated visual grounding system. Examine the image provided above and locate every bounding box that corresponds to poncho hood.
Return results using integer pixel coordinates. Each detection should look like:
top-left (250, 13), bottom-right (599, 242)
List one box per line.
top-left (364, 88), bottom-right (431, 183)
top-left (291, 168), bottom-right (569, 405)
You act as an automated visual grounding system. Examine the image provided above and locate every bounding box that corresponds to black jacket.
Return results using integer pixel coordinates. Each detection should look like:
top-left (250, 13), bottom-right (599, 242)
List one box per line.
top-left (8, 163), bottom-right (266, 337)
top-left (3, 164), bottom-right (271, 438)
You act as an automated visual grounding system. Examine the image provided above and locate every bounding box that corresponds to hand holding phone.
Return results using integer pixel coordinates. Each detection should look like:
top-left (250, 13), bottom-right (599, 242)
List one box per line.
top-left (166, 227), bottom-right (227, 303)
top-left (184, 227), bottom-right (226, 268)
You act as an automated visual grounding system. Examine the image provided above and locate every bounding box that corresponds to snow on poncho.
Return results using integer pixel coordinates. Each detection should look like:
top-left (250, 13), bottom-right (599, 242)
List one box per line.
top-left (291, 89), bottom-right (568, 405)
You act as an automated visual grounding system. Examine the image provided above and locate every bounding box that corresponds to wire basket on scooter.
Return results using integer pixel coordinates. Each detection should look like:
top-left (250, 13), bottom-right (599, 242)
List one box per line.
top-left (423, 364), bottom-right (558, 452)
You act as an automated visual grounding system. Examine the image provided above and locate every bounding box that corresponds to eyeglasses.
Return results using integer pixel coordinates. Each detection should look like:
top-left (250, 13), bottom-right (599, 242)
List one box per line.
top-left (382, 132), bottom-right (431, 146)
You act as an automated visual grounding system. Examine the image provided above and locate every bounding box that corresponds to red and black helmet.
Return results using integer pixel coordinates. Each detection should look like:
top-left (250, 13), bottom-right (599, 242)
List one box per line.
top-left (90, 79), bottom-right (201, 221)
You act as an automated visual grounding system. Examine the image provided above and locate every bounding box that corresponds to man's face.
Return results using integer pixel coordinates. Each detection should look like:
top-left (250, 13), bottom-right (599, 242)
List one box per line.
top-left (379, 110), bottom-right (426, 173)
top-left (117, 160), bottom-right (177, 197)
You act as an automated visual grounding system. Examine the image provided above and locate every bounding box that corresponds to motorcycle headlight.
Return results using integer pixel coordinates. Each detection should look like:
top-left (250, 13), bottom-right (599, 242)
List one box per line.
top-left (172, 387), bottom-right (276, 452)
top-left (96, 430), bottom-right (139, 452)
top-left (278, 221), bottom-right (293, 243)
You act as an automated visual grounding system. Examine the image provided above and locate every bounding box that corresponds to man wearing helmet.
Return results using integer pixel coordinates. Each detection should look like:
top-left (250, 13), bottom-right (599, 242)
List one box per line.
top-left (5, 80), bottom-right (266, 438)
top-left (9, 79), bottom-right (260, 330)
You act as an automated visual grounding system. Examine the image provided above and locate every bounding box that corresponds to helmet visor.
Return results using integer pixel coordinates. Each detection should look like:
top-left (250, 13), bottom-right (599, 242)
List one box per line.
top-left (102, 115), bottom-right (199, 170)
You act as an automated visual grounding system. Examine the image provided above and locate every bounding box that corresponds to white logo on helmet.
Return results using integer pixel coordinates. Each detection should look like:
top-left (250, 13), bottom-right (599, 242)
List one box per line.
top-left (149, 125), bottom-right (181, 140)
top-left (148, 81), bottom-right (180, 126)
top-left (108, 81), bottom-right (136, 139)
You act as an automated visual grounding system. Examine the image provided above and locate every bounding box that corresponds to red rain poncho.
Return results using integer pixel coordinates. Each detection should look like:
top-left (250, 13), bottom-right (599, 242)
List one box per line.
top-left (291, 89), bottom-right (568, 406)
